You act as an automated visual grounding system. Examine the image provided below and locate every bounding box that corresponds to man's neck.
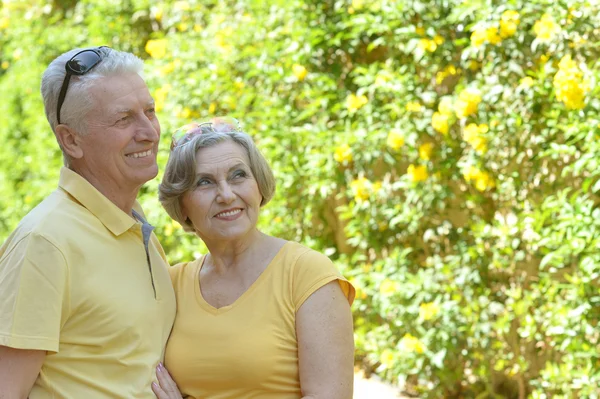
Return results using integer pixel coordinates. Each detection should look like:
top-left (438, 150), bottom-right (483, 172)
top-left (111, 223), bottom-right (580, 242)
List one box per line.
top-left (70, 166), bottom-right (139, 215)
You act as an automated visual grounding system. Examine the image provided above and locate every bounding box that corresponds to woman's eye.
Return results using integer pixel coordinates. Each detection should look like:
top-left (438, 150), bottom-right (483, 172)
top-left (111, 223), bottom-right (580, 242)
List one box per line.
top-left (232, 170), bottom-right (247, 179)
top-left (196, 178), bottom-right (211, 186)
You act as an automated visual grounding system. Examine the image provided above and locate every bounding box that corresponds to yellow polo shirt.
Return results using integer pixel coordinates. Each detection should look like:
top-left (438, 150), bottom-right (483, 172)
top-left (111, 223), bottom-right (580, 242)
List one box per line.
top-left (0, 167), bottom-right (176, 398)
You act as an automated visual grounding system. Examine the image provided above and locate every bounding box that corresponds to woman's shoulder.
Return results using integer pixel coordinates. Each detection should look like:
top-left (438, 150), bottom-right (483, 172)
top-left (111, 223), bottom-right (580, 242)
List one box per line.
top-left (273, 241), bottom-right (335, 276)
top-left (282, 241), bottom-right (332, 264)
top-left (168, 255), bottom-right (206, 283)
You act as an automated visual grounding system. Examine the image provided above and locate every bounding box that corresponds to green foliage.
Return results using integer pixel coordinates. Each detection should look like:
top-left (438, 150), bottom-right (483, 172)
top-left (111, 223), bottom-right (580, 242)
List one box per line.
top-left (1, 0), bottom-right (599, 397)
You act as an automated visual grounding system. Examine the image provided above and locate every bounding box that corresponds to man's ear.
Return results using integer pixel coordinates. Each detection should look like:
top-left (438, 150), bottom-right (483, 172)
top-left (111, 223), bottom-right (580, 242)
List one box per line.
top-left (55, 124), bottom-right (84, 159)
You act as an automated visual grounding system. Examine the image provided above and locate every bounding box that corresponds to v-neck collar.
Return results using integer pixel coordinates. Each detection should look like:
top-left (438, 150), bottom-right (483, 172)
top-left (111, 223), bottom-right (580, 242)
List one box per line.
top-left (193, 242), bottom-right (290, 315)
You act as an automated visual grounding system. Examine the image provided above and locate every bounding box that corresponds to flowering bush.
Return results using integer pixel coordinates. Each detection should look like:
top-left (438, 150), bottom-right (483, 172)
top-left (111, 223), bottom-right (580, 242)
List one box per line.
top-left (1, 0), bottom-right (599, 397)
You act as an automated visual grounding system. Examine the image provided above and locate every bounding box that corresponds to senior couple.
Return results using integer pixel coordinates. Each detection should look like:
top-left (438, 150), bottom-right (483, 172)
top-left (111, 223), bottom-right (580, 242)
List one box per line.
top-left (0, 47), bottom-right (354, 399)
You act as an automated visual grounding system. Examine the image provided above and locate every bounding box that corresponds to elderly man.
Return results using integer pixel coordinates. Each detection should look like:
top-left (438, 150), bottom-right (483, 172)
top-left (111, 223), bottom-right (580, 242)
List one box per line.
top-left (0, 47), bottom-right (175, 398)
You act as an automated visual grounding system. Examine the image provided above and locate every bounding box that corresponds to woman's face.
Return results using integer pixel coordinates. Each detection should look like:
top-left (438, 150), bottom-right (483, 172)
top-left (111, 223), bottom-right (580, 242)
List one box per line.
top-left (181, 140), bottom-right (262, 244)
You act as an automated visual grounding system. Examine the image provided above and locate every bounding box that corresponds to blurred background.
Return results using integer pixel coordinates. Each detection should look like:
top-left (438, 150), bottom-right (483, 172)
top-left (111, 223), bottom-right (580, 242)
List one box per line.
top-left (1, 0), bottom-right (599, 397)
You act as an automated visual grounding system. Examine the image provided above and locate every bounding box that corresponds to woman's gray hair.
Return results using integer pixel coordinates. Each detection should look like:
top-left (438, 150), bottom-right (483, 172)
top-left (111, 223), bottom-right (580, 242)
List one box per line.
top-left (40, 47), bottom-right (144, 164)
top-left (159, 131), bottom-right (276, 233)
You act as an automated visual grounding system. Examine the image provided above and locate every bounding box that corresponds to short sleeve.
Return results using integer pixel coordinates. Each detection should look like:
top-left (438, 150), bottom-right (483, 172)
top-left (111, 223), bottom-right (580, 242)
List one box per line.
top-left (0, 232), bottom-right (69, 352)
top-left (291, 249), bottom-right (355, 311)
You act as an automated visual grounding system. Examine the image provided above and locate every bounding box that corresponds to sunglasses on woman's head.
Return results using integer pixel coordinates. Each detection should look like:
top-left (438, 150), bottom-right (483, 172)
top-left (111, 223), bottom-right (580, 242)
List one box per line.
top-left (170, 117), bottom-right (242, 150)
top-left (56, 46), bottom-right (110, 125)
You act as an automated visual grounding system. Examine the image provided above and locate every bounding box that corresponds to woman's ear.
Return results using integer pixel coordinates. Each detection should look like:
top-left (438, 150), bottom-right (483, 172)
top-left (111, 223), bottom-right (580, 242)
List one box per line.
top-left (55, 124), bottom-right (84, 159)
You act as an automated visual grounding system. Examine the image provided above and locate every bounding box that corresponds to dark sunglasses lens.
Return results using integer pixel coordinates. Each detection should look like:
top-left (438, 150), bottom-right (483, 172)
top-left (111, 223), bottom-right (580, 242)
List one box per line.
top-left (68, 51), bottom-right (101, 74)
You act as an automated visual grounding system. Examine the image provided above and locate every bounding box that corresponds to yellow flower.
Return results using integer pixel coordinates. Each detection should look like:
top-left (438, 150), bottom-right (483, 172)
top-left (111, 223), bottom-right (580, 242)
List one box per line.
top-left (519, 76), bottom-right (535, 88)
top-left (400, 333), bottom-right (425, 354)
top-left (1, 61), bottom-right (8, 70)
top-left (474, 172), bottom-right (495, 191)
top-left (500, 10), bottom-right (520, 38)
top-left (463, 166), bottom-right (495, 191)
top-left (468, 60), bottom-right (481, 72)
top-left (346, 93), bottom-right (368, 111)
top-left (436, 65), bottom-right (458, 85)
top-left (418, 143), bottom-right (434, 161)
top-left (380, 279), bottom-right (398, 295)
top-left (534, 13), bottom-right (561, 42)
top-left (352, 0), bottom-right (364, 10)
top-left (178, 107), bottom-right (193, 119)
top-left (438, 96), bottom-right (453, 116)
top-left (177, 22), bottom-right (189, 32)
top-left (553, 55), bottom-right (589, 110)
top-left (208, 102), bottom-right (217, 114)
top-left (292, 64), bottom-right (308, 81)
top-left (463, 123), bottom-right (479, 142)
top-left (407, 164), bottom-right (428, 182)
top-left (470, 26), bottom-right (487, 47)
top-left (215, 27), bottom-right (234, 53)
top-left (145, 39), bottom-right (167, 59)
top-left (454, 88), bottom-right (482, 119)
top-left (415, 26), bottom-right (425, 36)
top-left (380, 349), bottom-right (395, 367)
top-left (350, 177), bottom-right (372, 202)
top-left (160, 62), bottom-right (176, 76)
top-left (433, 35), bottom-right (445, 45)
top-left (485, 27), bottom-right (502, 45)
top-left (462, 123), bottom-right (488, 153)
top-left (418, 38), bottom-right (437, 52)
top-left (153, 84), bottom-right (171, 112)
top-left (0, 17), bottom-right (8, 30)
top-left (193, 24), bottom-right (203, 33)
top-left (152, 7), bottom-right (163, 21)
top-left (372, 181), bottom-right (382, 193)
top-left (375, 75), bottom-right (387, 86)
top-left (174, 1), bottom-right (191, 10)
top-left (405, 101), bottom-right (422, 112)
top-left (386, 130), bottom-right (405, 151)
top-left (432, 112), bottom-right (449, 135)
top-left (334, 143), bottom-right (353, 164)
top-left (419, 302), bottom-right (440, 320)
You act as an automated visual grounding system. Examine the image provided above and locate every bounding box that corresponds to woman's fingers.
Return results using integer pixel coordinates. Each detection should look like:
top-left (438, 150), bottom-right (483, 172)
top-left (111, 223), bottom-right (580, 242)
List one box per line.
top-left (155, 363), bottom-right (183, 398)
top-left (152, 381), bottom-right (169, 399)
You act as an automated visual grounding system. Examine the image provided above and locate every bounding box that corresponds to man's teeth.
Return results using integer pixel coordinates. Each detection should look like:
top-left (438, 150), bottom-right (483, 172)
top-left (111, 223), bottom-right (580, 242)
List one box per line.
top-left (128, 150), bottom-right (152, 158)
top-left (217, 209), bottom-right (241, 217)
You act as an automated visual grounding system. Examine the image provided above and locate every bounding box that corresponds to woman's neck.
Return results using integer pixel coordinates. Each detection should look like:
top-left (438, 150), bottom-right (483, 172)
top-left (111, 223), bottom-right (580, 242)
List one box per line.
top-left (203, 229), bottom-right (269, 274)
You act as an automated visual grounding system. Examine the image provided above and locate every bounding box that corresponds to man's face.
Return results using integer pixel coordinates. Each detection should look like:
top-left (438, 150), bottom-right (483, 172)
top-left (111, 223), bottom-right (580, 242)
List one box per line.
top-left (75, 73), bottom-right (161, 196)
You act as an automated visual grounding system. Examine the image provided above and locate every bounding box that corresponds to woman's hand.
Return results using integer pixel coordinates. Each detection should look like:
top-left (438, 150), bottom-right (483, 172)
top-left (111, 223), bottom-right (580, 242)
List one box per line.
top-left (152, 363), bottom-right (183, 399)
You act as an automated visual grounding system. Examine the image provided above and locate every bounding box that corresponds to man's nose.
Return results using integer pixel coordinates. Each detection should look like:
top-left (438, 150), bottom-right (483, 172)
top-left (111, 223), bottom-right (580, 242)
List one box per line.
top-left (135, 114), bottom-right (160, 142)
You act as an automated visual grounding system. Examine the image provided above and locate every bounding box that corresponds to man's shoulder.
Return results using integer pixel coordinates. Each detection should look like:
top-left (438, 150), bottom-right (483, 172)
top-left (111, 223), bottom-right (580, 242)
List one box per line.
top-left (5, 188), bottom-right (91, 246)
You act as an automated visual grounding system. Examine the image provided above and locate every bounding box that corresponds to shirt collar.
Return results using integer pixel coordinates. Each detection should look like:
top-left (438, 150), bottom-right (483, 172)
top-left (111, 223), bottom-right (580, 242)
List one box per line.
top-left (58, 167), bottom-right (143, 236)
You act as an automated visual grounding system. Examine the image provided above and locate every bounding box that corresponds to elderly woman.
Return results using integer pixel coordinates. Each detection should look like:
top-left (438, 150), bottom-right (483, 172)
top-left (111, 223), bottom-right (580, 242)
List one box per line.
top-left (152, 118), bottom-right (355, 399)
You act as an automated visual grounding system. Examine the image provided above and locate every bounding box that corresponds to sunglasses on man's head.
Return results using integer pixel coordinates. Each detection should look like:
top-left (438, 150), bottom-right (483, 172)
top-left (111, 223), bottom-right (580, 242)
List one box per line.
top-left (56, 46), bottom-right (110, 125)
top-left (170, 117), bottom-right (243, 150)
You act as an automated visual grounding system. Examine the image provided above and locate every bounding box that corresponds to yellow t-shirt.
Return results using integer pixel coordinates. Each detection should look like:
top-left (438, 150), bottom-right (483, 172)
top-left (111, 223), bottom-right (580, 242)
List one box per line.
top-left (0, 167), bottom-right (176, 398)
top-left (165, 241), bottom-right (354, 399)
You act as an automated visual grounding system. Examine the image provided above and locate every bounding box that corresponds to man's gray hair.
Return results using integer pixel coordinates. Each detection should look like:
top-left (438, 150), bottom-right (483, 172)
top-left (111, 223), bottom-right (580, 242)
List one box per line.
top-left (40, 47), bottom-right (145, 164)
top-left (159, 131), bottom-right (276, 233)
